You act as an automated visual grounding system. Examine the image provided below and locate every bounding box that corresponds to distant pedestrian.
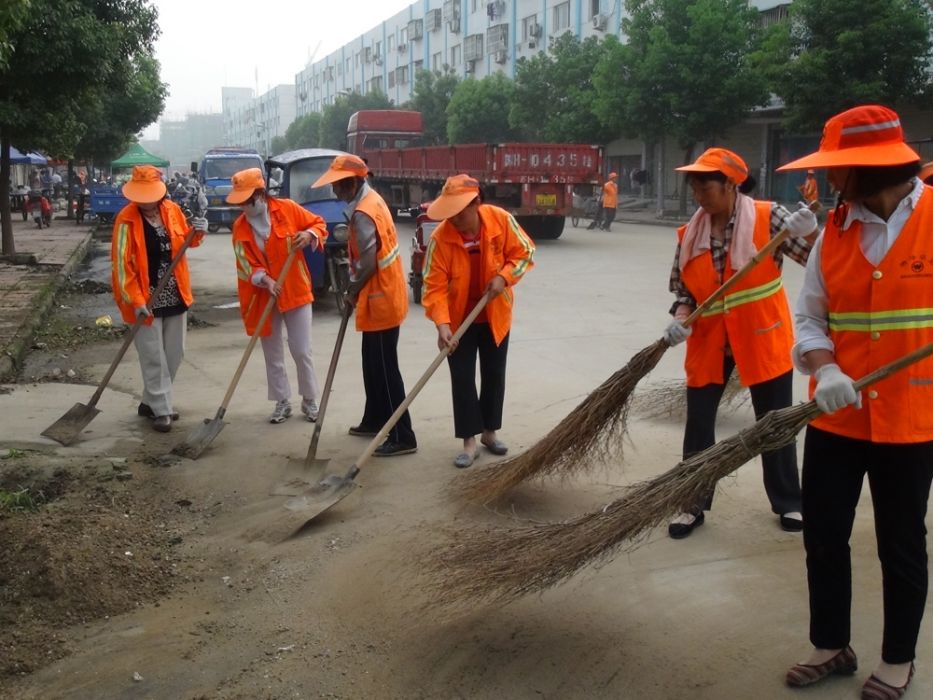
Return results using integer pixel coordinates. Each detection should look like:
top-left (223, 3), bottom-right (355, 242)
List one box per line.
top-left (588, 171), bottom-right (618, 231)
top-left (227, 168), bottom-right (327, 424)
top-left (422, 174), bottom-right (535, 468)
top-left (312, 154), bottom-right (417, 457)
top-left (111, 165), bottom-right (208, 433)
top-left (797, 169), bottom-right (819, 205)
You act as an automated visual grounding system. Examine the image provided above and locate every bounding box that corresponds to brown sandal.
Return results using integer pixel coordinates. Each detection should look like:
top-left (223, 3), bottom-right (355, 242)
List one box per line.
top-left (786, 646), bottom-right (858, 687)
top-left (861, 663), bottom-right (915, 700)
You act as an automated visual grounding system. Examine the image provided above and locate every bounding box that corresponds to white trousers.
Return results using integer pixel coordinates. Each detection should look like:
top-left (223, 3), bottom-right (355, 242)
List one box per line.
top-left (134, 313), bottom-right (186, 417)
top-left (259, 303), bottom-right (319, 403)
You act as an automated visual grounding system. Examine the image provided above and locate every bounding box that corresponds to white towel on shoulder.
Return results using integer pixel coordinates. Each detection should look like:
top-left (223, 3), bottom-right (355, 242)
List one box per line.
top-left (678, 193), bottom-right (758, 272)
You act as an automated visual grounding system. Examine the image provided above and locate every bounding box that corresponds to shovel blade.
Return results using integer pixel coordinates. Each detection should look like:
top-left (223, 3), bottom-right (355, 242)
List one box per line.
top-left (41, 403), bottom-right (101, 446)
top-left (172, 418), bottom-right (227, 459)
top-left (269, 457), bottom-right (331, 497)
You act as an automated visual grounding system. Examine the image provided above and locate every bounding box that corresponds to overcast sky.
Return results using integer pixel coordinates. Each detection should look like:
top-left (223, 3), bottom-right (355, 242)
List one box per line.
top-left (146, 0), bottom-right (414, 136)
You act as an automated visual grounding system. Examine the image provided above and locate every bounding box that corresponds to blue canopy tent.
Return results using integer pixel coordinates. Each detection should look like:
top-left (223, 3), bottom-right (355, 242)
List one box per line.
top-left (9, 146), bottom-right (48, 165)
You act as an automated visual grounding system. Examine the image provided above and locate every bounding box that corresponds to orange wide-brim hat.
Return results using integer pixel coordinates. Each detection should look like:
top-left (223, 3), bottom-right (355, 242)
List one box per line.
top-left (426, 174), bottom-right (481, 220)
top-left (226, 167), bottom-right (266, 204)
top-left (919, 161), bottom-right (933, 185)
top-left (312, 154), bottom-right (369, 188)
top-left (675, 147), bottom-right (749, 184)
top-left (122, 164), bottom-right (167, 204)
top-left (777, 104), bottom-right (920, 171)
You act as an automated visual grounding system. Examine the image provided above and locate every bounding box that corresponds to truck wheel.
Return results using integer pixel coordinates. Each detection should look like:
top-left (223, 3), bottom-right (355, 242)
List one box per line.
top-left (517, 215), bottom-right (564, 240)
top-left (208, 224), bottom-right (220, 233)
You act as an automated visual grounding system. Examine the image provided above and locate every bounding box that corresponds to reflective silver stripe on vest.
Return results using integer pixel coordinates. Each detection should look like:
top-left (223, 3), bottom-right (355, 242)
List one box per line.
top-left (378, 244), bottom-right (400, 269)
top-left (701, 277), bottom-right (784, 317)
top-left (828, 307), bottom-right (933, 332)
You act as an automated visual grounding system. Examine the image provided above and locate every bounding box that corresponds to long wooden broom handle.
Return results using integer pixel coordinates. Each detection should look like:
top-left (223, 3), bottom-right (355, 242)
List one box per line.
top-left (215, 247), bottom-right (300, 418)
top-left (88, 226), bottom-right (201, 408)
top-left (345, 292), bottom-right (492, 479)
top-left (853, 342), bottom-right (933, 392)
top-left (682, 200), bottom-right (820, 328)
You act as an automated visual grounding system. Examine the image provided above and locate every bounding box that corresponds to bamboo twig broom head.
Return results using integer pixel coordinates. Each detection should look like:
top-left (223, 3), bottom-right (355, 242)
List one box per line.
top-left (632, 371), bottom-right (748, 421)
top-left (453, 340), bottom-right (669, 504)
top-left (453, 228), bottom-right (800, 505)
top-left (424, 343), bottom-right (933, 609)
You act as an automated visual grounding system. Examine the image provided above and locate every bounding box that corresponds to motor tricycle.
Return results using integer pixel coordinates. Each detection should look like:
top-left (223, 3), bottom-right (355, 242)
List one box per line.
top-left (265, 149), bottom-right (352, 312)
top-left (409, 202), bottom-right (440, 305)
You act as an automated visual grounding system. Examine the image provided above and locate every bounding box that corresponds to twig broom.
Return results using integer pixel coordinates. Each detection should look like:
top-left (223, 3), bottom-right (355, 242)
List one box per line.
top-left (456, 228), bottom-right (795, 504)
top-left (424, 343), bottom-right (933, 609)
top-left (631, 371), bottom-right (749, 421)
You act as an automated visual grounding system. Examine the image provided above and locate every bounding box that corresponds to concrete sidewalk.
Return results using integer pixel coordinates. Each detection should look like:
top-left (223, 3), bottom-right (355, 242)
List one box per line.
top-left (0, 216), bottom-right (95, 381)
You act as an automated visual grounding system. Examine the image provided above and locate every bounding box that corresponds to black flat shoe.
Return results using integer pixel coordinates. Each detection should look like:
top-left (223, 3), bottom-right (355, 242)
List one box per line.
top-left (138, 403), bottom-right (179, 421)
top-left (373, 440), bottom-right (417, 457)
top-left (348, 424), bottom-right (379, 437)
top-left (668, 511), bottom-right (705, 539)
top-left (781, 513), bottom-right (804, 532)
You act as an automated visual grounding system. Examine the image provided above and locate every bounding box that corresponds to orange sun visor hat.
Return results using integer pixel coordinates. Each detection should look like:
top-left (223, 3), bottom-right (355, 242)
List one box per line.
top-left (122, 165), bottom-right (167, 204)
top-left (777, 105), bottom-right (920, 172)
top-left (426, 174), bottom-right (481, 220)
top-left (311, 154), bottom-right (369, 188)
top-left (675, 147), bottom-right (749, 184)
top-left (226, 168), bottom-right (266, 205)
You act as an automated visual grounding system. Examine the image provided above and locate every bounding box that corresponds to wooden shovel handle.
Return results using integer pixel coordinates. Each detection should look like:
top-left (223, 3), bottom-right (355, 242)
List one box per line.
top-left (305, 304), bottom-right (353, 462)
top-left (215, 247), bottom-right (300, 418)
top-left (88, 226), bottom-right (201, 408)
top-left (348, 292), bottom-right (492, 476)
top-left (853, 342), bottom-right (933, 392)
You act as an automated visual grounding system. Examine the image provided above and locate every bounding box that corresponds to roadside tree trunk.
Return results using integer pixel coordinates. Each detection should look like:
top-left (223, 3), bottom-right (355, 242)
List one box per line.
top-left (679, 143), bottom-right (694, 215)
top-left (66, 159), bottom-right (75, 219)
top-left (1, 127), bottom-right (14, 257)
top-left (654, 140), bottom-right (665, 218)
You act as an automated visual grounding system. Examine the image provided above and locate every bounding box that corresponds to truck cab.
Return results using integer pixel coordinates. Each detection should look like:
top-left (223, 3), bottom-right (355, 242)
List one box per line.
top-left (198, 148), bottom-right (264, 231)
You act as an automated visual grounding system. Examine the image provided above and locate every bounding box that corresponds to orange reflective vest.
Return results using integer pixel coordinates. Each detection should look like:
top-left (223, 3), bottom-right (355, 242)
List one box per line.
top-left (801, 177), bottom-right (819, 204)
top-left (111, 200), bottom-right (201, 325)
top-left (678, 200), bottom-right (794, 387)
top-left (350, 190), bottom-right (408, 332)
top-left (602, 180), bottom-right (618, 209)
top-left (423, 204), bottom-right (535, 346)
top-left (231, 198), bottom-right (327, 336)
top-left (810, 186), bottom-right (933, 443)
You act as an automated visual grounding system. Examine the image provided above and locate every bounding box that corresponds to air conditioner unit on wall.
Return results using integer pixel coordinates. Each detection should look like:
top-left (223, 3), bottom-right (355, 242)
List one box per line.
top-left (529, 23), bottom-right (542, 39)
top-left (592, 14), bottom-right (608, 31)
top-left (494, 50), bottom-right (507, 64)
top-left (398, 42), bottom-right (407, 52)
top-left (374, 54), bottom-right (383, 65)
top-left (526, 39), bottom-right (536, 50)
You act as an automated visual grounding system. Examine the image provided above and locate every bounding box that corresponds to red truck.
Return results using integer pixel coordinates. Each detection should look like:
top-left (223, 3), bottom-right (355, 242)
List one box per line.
top-left (346, 110), bottom-right (603, 239)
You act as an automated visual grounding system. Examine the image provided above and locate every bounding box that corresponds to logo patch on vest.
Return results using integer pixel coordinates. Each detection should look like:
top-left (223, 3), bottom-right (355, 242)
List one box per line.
top-left (900, 255), bottom-right (932, 279)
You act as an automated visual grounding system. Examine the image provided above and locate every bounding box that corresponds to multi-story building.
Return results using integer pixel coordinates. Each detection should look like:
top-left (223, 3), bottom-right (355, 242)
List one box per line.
top-left (148, 112), bottom-right (224, 170)
top-left (222, 84), bottom-right (297, 157)
top-left (295, 0), bottom-right (629, 117)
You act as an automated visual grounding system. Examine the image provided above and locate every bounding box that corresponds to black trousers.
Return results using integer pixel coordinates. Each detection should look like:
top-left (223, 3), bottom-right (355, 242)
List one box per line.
top-left (446, 323), bottom-right (508, 439)
top-left (684, 356), bottom-right (801, 514)
top-left (802, 427), bottom-right (933, 662)
top-left (360, 327), bottom-right (416, 446)
top-left (600, 207), bottom-right (616, 230)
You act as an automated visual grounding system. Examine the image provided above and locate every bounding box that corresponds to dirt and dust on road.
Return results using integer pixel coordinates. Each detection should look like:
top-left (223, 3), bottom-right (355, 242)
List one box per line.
top-left (1, 226), bottom-right (930, 700)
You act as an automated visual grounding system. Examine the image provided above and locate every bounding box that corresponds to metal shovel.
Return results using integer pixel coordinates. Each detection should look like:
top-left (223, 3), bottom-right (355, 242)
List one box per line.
top-left (172, 248), bottom-right (299, 459)
top-left (261, 293), bottom-right (491, 541)
top-left (41, 228), bottom-right (201, 446)
top-left (270, 303), bottom-right (353, 496)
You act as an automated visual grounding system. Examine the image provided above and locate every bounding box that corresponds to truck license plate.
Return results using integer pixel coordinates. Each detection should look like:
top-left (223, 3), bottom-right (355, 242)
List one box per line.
top-left (535, 194), bottom-right (557, 206)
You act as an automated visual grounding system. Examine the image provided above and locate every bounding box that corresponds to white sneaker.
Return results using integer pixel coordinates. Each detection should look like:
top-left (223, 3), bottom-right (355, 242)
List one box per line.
top-left (269, 399), bottom-right (292, 424)
top-left (301, 398), bottom-right (319, 422)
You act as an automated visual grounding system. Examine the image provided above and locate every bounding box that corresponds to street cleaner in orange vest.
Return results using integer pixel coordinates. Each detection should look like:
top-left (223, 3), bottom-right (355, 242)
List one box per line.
top-left (312, 155), bottom-right (416, 457)
top-left (587, 171), bottom-right (619, 231)
top-left (423, 174), bottom-right (535, 468)
top-left (228, 168), bottom-right (327, 424)
top-left (111, 165), bottom-right (208, 433)
top-left (780, 105), bottom-right (933, 699)
top-left (798, 169), bottom-right (820, 205)
top-left (663, 147), bottom-right (818, 539)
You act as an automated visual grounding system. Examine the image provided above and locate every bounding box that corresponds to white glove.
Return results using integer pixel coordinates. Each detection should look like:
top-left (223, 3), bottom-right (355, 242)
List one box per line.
top-left (134, 305), bottom-right (152, 320)
top-left (190, 216), bottom-right (209, 232)
top-left (813, 363), bottom-right (861, 413)
top-left (785, 203), bottom-right (817, 238)
top-left (663, 319), bottom-right (692, 346)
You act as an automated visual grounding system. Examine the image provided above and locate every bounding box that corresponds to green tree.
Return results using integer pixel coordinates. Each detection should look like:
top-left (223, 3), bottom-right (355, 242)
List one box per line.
top-left (0, 0), bottom-right (162, 255)
top-left (0, 0), bottom-right (30, 70)
top-left (318, 91), bottom-right (393, 151)
top-left (405, 68), bottom-right (460, 144)
top-left (284, 113), bottom-right (322, 149)
top-left (756, 0), bottom-right (933, 132)
top-left (446, 74), bottom-right (521, 143)
top-left (270, 135), bottom-right (289, 155)
top-left (594, 0), bottom-right (768, 211)
top-left (511, 33), bottom-right (615, 143)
